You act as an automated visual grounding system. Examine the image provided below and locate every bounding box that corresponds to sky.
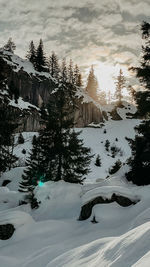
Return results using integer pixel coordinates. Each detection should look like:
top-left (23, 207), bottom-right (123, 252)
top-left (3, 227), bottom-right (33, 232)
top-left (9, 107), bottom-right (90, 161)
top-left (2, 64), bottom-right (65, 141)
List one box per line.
top-left (0, 0), bottom-right (150, 92)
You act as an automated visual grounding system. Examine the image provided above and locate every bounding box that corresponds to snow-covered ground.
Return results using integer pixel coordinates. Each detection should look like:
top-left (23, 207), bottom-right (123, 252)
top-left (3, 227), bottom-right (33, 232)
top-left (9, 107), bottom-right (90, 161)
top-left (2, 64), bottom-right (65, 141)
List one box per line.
top-left (1, 119), bottom-right (150, 267)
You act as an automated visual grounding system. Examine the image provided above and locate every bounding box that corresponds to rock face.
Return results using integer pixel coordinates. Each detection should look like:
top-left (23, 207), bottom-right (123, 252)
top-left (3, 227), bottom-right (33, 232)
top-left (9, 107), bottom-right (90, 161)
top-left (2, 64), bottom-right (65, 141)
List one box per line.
top-left (0, 50), bottom-right (106, 129)
top-left (1, 50), bottom-right (134, 130)
top-left (74, 100), bottom-right (104, 127)
top-left (0, 224), bottom-right (15, 240)
top-left (79, 193), bottom-right (140, 221)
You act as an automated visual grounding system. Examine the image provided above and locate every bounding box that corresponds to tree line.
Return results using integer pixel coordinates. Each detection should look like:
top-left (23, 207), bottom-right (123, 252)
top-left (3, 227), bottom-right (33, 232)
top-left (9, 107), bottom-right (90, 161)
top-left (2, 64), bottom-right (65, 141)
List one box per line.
top-left (3, 38), bottom-right (135, 105)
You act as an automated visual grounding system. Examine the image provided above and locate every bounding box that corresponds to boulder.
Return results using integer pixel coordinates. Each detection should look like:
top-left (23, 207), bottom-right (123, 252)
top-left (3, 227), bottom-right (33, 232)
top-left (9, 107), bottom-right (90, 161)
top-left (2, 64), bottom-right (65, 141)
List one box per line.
top-left (79, 193), bottom-right (140, 220)
top-left (0, 224), bottom-right (15, 240)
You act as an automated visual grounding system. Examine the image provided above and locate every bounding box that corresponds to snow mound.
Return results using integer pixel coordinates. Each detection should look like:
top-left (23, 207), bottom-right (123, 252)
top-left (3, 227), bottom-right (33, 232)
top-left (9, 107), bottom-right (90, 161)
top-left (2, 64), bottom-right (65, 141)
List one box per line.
top-left (82, 185), bottom-right (140, 205)
top-left (0, 210), bottom-right (34, 228)
top-left (0, 187), bottom-right (22, 209)
top-left (34, 181), bottom-right (82, 220)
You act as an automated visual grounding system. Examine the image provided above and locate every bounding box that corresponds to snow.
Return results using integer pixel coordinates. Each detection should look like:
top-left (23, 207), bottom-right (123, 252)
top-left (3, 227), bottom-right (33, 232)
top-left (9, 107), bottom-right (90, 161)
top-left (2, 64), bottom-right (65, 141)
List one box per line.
top-left (9, 97), bottom-right (39, 111)
top-left (79, 119), bottom-right (140, 182)
top-left (0, 118), bottom-right (150, 267)
top-left (0, 49), bottom-right (53, 80)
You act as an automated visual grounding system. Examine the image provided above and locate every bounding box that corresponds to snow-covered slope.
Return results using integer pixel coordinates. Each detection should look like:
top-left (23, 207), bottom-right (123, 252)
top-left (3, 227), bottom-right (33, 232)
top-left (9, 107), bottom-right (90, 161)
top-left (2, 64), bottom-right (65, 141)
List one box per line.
top-left (1, 119), bottom-right (150, 267)
top-left (0, 49), bottom-right (53, 79)
top-left (0, 118), bottom-right (140, 191)
top-left (0, 179), bottom-right (150, 267)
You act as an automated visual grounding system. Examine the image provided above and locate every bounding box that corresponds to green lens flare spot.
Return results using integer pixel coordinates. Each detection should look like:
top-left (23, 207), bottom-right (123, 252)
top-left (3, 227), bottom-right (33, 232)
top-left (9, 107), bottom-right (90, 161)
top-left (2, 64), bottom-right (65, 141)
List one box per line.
top-left (38, 181), bottom-right (44, 187)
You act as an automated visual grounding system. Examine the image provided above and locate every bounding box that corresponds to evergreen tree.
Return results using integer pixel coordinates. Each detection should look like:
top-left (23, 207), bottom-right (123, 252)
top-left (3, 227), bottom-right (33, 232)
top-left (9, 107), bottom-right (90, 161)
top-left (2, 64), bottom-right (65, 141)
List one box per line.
top-left (98, 90), bottom-right (107, 105)
top-left (115, 69), bottom-right (125, 106)
top-left (18, 133), bottom-right (24, 144)
top-left (73, 64), bottom-right (82, 86)
top-left (61, 58), bottom-right (68, 83)
top-left (68, 59), bottom-right (74, 84)
top-left (35, 39), bottom-right (47, 72)
top-left (4, 38), bottom-right (16, 53)
top-left (128, 85), bottom-right (136, 104)
top-left (63, 130), bottom-right (92, 183)
top-left (86, 65), bottom-right (98, 101)
top-left (48, 51), bottom-right (60, 79)
top-left (26, 41), bottom-right (36, 66)
top-left (77, 73), bottom-right (83, 87)
top-left (19, 134), bottom-right (45, 192)
top-left (20, 69), bottom-right (92, 194)
top-left (109, 160), bottom-right (122, 175)
top-left (126, 22), bottom-right (150, 185)
top-left (126, 21), bottom-right (150, 185)
top-left (105, 140), bottom-right (110, 152)
top-left (95, 154), bottom-right (101, 167)
top-left (0, 102), bottom-right (18, 175)
top-left (73, 64), bottom-right (79, 84)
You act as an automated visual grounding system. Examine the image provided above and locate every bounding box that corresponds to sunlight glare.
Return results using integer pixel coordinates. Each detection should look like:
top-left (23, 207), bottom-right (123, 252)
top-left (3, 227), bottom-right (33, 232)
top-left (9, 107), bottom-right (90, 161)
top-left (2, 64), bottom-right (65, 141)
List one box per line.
top-left (93, 62), bottom-right (129, 94)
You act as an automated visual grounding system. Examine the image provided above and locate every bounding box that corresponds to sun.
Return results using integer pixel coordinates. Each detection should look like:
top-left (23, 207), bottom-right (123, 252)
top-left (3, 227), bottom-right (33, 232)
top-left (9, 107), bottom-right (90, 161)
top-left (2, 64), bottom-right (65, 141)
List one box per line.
top-left (93, 62), bottom-right (129, 94)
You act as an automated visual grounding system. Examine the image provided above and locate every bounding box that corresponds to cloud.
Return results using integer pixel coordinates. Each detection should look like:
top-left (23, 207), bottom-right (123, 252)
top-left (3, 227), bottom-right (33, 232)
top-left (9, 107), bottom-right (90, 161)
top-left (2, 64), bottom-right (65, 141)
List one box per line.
top-left (0, 0), bottom-right (149, 78)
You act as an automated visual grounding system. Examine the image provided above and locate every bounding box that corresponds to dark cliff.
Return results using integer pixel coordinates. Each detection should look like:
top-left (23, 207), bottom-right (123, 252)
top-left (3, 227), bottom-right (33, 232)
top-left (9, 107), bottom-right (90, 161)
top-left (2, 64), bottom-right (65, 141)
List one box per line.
top-left (0, 49), bottom-right (136, 131)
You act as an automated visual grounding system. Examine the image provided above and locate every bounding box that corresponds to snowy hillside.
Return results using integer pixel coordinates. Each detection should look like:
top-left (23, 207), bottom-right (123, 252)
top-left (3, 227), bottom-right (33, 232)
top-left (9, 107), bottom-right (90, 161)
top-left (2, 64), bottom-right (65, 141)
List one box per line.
top-left (1, 118), bottom-right (139, 189)
top-left (0, 48), bottom-right (53, 80)
top-left (1, 118), bottom-right (150, 267)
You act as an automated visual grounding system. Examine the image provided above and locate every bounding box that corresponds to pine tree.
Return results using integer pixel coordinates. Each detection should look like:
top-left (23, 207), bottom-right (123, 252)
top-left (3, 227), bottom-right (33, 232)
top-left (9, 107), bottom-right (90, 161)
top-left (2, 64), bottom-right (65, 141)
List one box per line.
top-left (19, 69), bottom-right (92, 194)
top-left (109, 160), bottom-right (122, 175)
top-left (35, 39), bottom-right (47, 72)
top-left (0, 102), bottom-right (18, 175)
top-left (73, 65), bottom-right (82, 86)
top-left (48, 51), bottom-right (60, 79)
top-left (95, 154), bottom-right (101, 167)
top-left (86, 65), bottom-right (98, 101)
top-left (19, 134), bottom-right (46, 192)
top-left (4, 38), bottom-right (16, 53)
top-left (63, 130), bottom-right (92, 183)
top-left (105, 140), bottom-right (110, 151)
top-left (61, 58), bottom-right (68, 83)
top-left (26, 41), bottom-right (36, 67)
top-left (77, 73), bottom-right (83, 87)
top-left (126, 21), bottom-right (150, 185)
top-left (115, 69), bottom-right (126, 106)
top-left (128, 85), bottom-right (136, 104)
top-left (18, 133), bottom-right (24, 144)
top-left (98, 90), bottom-right (107, 105)
top-left (68, 59), bottom-right (74, 84)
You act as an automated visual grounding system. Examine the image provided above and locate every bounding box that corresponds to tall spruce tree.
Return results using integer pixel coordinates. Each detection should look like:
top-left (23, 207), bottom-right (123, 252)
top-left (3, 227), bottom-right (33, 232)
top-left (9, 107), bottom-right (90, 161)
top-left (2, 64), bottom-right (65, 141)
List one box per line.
top-left (19, 134), bottom-right (46, 192)
top-left (86, 65), bottom-right (98, 101)
top-left (115, 69), bottom-right (126, 106)
top-left (48, 51), bottom-right (60, 79)
top-left (128, 85), bottom-right (136, 104)
top-left (68, 59), bottom-right (74, 84)
top-left (4, 38), bottom-right (16, 53)
top-left (126, 21), bottom-right (150, 185)
top-left (26, 41), bottom-right (36, 67)
top-left (0, 101), bottom-right (18, 175)
top-left (73, 64), bottom-right (82, 86)
top-left (35, 39), bottom-right (47, 72)
top-left (20, 68), bottom-right (92, 193)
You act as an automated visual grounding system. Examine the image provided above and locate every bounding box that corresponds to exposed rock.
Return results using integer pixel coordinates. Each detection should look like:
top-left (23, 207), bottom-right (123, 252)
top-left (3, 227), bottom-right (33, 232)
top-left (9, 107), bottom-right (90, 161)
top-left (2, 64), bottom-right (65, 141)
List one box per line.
top-left (74, 100), bottom-right (104, 127)
top-left (79, 193), bottom-right (140, 221)
top-left (109, 108), bottom-right (122, 121)
top-left (0, 224), bottom-right (15, 240)
top-left (0, 50), bottom-right (135, 130)
top-left (2, 180), bottom-right (11, 187)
